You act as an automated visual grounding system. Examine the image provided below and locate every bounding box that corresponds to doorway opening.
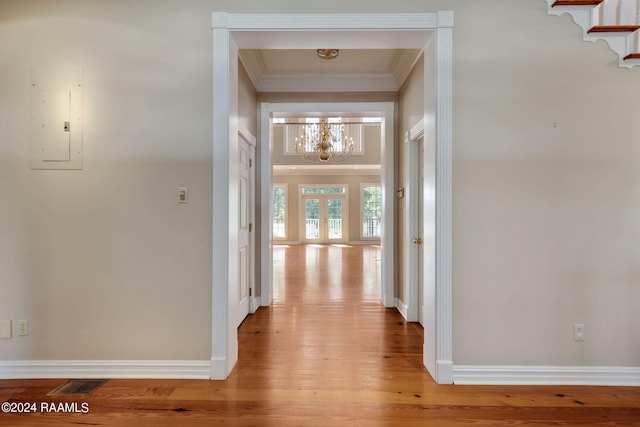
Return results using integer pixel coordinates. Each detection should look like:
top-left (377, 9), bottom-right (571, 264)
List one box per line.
top-left (211, 11), bottom-right (453, 384)
top-left (260, 102), bottom-right (395, 310)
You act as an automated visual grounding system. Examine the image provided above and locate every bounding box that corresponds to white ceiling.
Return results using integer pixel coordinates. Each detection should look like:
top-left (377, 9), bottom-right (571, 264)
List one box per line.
top-left (239, 48), bottom-right (423, 93)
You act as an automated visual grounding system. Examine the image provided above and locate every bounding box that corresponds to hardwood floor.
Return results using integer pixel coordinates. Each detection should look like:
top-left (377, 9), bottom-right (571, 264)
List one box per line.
top-left (1, 244), bottom-right (639, 426)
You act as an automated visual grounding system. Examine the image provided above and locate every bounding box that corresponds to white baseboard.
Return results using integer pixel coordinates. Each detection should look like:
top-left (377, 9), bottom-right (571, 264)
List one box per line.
top-left (0, 360), bottom-right (212, 380)
top-left (453, 365), bottom-right (640, 386)
top-left (209, 357), bottom-right (228, 380)
top-left (437, 360), bottom-right (454, 384)
top-left (395, 298), bottom-right (409, 320)
top-left (272, 241), bottom-right (301, 245)
top-left (4, 361), bottom-right (636, 386)
top-left (250, 296), bottom-right (261, 314)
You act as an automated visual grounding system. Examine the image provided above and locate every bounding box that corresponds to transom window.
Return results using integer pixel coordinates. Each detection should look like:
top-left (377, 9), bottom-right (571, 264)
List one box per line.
top-left (301, 185), bottom-right (347, 195)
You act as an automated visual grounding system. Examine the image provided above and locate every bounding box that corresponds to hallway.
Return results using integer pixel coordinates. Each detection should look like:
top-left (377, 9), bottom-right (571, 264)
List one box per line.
top-left (1, 245), bottom-right (638, 426)
top-left (235, 244), bottom-right (427, 396)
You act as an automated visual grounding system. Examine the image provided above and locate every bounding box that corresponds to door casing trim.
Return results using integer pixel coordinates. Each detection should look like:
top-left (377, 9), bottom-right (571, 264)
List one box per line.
top-left (211, 11), bottom-right (453, 384)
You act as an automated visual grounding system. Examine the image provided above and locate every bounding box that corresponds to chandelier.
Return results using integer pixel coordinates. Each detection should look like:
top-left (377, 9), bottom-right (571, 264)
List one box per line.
top-left (317, 49), bottom-right (339, 60)
top-left (294, 118), bottom-right (354, 163)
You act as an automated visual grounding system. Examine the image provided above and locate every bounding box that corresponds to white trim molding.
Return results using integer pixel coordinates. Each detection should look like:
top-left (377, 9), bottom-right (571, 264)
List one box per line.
top-left (256, 73), bottom-right (400, 93)
top-left (238, 121), bottom-right (257, 147)
top-left (226, 13), bottom-right (439, 32)
top-left (262, 101), bottom-right (395, 308)
top-left (0, 360), bottom-right (211, 380)
top-left (249, 296), bottom-right (261, 314)
top-left (213, 10), bottom-right (454, 384)
top-left (453, 365), bottom-right (640, 386)
top-left (395, 298), bottom-right (409, 320)
top-left (434, 16), bottom-right (454, 385)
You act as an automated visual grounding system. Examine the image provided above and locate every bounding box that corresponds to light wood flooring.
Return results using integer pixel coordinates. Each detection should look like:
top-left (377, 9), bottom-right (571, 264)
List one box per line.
top-left (0, 244), bottom-right (639, 426)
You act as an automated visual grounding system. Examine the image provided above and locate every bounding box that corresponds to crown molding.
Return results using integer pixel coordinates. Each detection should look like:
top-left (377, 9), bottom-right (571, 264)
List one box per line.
top-left (238, 49), bottom-right (266, 90)
top-left (391, 49), bottom-right (425, 89)
top-left (256, 72), bottom-right (399, 93)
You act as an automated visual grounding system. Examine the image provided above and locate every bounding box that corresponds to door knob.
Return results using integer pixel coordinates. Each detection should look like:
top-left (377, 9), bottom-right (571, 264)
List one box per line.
top-left (413, 237), bottom-right (422, 244)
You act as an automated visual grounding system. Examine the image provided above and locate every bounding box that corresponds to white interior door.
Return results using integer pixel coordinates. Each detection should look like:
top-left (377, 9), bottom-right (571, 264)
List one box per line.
top-left (301, 195), bottom-right (347, 244)
top-left (236, 136), bottom-right (252, 326)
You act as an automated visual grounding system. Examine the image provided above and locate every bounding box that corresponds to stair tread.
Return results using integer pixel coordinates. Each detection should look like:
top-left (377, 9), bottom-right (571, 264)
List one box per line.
top-left (552, 0), bottom-right (604, 6)
top-left (588, 25), bottom-right (640, 33)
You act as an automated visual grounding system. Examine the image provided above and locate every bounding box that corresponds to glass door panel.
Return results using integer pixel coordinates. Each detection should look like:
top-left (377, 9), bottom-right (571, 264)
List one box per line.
top-left (301, 195), bottom-right (347, 244)
top-left (327, 198), bottom-right (343, 240)
top-left (305, 198), bottom-right (320, 240)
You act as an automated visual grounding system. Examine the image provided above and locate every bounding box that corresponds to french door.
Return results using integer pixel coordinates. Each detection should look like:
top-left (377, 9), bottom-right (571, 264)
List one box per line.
top-left (301, 195), bottom-right (347, 244)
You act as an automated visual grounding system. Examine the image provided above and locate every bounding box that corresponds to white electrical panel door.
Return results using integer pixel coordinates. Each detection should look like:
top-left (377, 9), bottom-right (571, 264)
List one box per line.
top-left (31, 68), bottom-right (83, 170)
top-left (33, 90), bottom-right (71, 161)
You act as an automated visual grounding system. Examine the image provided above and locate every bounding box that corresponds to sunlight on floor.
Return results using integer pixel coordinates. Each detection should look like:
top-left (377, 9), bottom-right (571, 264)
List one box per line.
top-left (272, 244), bottom-right (381, 304)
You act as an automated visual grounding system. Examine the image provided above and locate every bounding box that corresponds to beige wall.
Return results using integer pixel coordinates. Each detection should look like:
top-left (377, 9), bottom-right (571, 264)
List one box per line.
top-left (0, 0), bottom-right (215, 360)
top-left (1, 0), bottom-right (639, 369)
top-left (449, 2), bottom-right (640, 366)
top-left (238, 61), bottom-right (258, 137)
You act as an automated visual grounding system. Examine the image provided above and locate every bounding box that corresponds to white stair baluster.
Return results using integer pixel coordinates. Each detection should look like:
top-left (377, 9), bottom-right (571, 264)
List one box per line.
top-left (620, 0), bottom-right (630, 24)
top-left (619, 0), bottom-right (636, 25)
top-left (599, 0), bottom-right (607, 26)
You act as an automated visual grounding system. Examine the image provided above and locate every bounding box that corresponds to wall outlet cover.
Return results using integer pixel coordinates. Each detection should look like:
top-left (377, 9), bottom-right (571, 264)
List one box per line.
top-left (17, 320), bottom-right (29, 336)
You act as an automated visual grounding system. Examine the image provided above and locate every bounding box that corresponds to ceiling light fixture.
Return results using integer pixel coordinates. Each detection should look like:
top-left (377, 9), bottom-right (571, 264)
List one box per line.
top-left (295, 118), bottom-right (354, 163)
top-left (317, 49), bottom-right (339, 60)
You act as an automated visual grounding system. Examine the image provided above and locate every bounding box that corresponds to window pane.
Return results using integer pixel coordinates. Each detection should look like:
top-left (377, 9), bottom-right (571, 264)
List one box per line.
top-left (305, 199), bottom-right (320, 239)
top-left (327, 199), bottom-right (343, 239)
top-left (362, 185), bottom-right (381, 238)
top-left (273, 186), bottom-right (286, 239)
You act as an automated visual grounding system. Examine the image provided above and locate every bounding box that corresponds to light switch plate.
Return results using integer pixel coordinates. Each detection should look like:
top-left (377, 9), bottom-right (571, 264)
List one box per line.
top-left (574, 323), bottom-right (585, 342)
top-left (0, 320), bottom-right (12, 339)
top-left (178, 187), bottom-right (188, 204)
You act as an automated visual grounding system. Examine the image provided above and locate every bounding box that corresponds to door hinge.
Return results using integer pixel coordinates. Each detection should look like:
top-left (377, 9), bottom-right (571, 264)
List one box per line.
top-left (249, 159), bottom-right (252, 167)
top-left (249, 223), bottom-right (252, 232)
top-left (249, 288), bottom-right (252, 296)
